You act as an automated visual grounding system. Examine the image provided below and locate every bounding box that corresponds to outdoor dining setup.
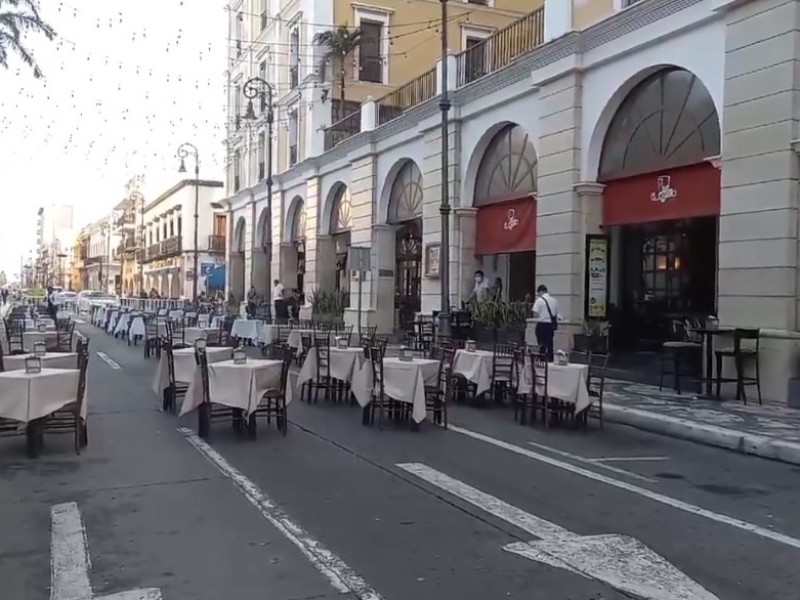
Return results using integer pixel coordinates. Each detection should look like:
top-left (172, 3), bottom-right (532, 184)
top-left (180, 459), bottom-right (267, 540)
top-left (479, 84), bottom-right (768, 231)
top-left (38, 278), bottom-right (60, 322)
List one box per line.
top-left (0, 304), bottom-right (88, 458)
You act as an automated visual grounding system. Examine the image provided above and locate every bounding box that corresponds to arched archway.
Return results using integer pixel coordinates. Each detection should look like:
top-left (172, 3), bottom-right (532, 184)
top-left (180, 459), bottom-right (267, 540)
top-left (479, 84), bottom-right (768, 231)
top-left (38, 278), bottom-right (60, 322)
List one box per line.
top-left (280, 196), bottom-right (305, 311)
top-left (252, 207), bottom-right (270, 299)
top-left (229, 216), bottom-right (246, 303)
top-left (386, 159), bottom-right (423, 330)
top-left (322, 182), bottom-right (352, 303)
top-left (597, 67), bottom-right (721, 351)
top-left (471, 122), bottom-right (538, 302)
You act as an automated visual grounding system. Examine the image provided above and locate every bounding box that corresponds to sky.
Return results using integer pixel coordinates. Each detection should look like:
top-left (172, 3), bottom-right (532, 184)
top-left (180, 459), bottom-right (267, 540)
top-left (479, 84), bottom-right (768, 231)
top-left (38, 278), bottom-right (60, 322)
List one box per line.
top-left (0, 0), bottom-right (229, 279)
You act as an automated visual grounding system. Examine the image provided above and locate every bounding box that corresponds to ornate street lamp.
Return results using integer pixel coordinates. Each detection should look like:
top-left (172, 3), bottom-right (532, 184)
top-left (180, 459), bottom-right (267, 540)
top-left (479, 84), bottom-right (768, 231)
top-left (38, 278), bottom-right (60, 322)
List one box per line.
top-left (438, 0), bottom-right (452, 336)
top-left (129, 189), bottom-right (145, 294)
top-left (176, 142), bottom-right (200, 302)
top-left (241, 76), bottom-right (275, 303)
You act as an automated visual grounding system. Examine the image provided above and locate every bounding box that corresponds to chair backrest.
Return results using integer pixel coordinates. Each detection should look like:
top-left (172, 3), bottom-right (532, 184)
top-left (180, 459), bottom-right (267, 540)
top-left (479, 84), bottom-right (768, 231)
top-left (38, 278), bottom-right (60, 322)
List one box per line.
top-left (279, 346), bottom-right (293, 392)
top-left (734, 328), bottom-right (760, 352)
top-left (531, 348), bottom-right (548, 392)
top-left (587, 351), bottom-right (609, 399)
top-left (196, 348), bottom-right (211, 403)
top-left (164, 341), bottom-right (177, 386)
top-left (75, 350), bottom-right (89, 414)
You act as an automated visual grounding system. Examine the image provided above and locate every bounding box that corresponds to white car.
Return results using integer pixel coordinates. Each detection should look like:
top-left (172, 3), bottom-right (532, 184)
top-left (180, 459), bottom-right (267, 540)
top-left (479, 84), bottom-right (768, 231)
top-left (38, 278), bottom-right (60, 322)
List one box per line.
top-left (77, 290), bottom-right (118, 312)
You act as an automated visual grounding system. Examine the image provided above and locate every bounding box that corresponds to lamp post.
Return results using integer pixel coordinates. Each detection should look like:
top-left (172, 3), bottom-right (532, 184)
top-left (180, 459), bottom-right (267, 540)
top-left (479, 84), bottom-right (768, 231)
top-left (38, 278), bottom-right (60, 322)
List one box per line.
top-left (177, 142), bottom-right (200, 303)
top-left (129, 189), bottom-right (145, 295)
top-left (438, 0), bottom-right (452, 336)
top-left (241, 76), bottom-right (275, 304)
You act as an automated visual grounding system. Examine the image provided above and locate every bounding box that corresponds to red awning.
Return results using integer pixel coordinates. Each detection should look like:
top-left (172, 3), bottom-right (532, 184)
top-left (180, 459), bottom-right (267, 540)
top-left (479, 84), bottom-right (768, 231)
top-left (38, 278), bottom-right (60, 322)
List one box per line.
top-left (602, 162), bottom-right (720, 226)
top-left (475, 198), bottom-right (536, 255)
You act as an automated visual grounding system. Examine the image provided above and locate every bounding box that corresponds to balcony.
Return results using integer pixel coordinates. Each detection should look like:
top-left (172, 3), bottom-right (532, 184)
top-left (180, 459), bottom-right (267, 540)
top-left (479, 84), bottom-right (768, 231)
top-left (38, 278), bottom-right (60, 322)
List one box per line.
top-left (324, 109), bottom-right (361, 151)
top-left (115, 212), bottom-right (136, 228)
top-left (160, 235), bottom-right (182, 257)
top-left (146, 243), bottom-right (161, 261)
top-left (208, 235), bottom-right (226, 253)
top-left (377, 68), bottom-right (437, 126)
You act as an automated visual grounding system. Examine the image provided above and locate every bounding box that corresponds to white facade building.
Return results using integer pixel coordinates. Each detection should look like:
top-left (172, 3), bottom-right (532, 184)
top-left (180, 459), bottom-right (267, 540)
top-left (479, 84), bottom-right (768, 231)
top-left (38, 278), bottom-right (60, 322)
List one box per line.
top-left (226, 0), bottom-right (800, 404)
top-left (140, 180), bottom-right (226, 299)
top-left (83, 217), bottom-right (120, 293)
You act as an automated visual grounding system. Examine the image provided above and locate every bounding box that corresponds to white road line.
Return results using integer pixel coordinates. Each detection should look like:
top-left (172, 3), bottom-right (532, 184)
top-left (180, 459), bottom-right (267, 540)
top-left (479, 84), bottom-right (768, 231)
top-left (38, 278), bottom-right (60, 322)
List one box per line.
top-left (50, 502), bottom-right (92, 600)
top-left (591, 456), bottom-right (670, 463)
top-left (399, 463), bottom-right (720, 600)
top-left (526, 441), bottom-right (658, 483)
top-left (96, 590), bottom-right (162, 600)
top-left (96, 352), bottom-right (121, 370)
top-left (449, 425), bottom-right (800, 551)
top-left (178, 427), bottom-right (384, 600)
top-left (397, 462), bottom-right (572, 540)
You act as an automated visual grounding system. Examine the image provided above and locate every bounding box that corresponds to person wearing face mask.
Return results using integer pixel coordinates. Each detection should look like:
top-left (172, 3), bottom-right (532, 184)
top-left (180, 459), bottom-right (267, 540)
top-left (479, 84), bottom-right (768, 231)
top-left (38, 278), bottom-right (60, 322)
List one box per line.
top-left (471, 270), bottom-right (491, 302)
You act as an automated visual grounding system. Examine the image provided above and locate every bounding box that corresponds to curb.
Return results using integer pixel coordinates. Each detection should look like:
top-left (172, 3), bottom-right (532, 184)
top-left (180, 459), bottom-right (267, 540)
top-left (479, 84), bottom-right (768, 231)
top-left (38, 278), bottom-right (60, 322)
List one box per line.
top-left (603, 403), bottom-right (800, 467)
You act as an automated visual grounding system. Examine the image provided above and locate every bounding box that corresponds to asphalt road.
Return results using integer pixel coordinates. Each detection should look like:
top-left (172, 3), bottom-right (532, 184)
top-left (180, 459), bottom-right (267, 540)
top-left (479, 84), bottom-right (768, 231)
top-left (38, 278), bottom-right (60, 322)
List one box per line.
top-left (1, 324), bottom-right (799, 600)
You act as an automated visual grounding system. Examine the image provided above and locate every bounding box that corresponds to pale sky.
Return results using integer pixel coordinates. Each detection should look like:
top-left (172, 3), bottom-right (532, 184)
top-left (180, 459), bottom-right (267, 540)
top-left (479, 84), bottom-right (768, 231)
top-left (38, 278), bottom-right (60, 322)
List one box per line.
top-left (0, 0), bottom-right (228, 279)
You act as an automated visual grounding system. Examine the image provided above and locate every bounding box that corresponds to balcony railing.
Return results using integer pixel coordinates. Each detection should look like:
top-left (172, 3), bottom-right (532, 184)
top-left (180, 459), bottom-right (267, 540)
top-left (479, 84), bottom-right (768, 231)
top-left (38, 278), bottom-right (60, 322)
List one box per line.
top-left (456, 7), bottom-right (544, 87)
top-left (376, 68), bottom-right (437, 126)
top-left (324, 109), bottom-right (361, 151)
top-left (160, 235), bottom-right (182, 257)
top-left (208, 235), bottom-right (226, 252)
top-left (116, 212), bottom-right (136, 227)
top-left (146, 243), bottom-right (160, 261)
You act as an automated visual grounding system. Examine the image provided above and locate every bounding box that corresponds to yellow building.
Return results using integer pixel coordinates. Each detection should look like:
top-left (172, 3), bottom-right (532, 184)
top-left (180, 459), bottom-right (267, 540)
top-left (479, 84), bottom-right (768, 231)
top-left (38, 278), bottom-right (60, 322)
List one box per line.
top-left (70, 231), bottom-right (87, 292)
top-left (225, 0), bottom-right (540, 194)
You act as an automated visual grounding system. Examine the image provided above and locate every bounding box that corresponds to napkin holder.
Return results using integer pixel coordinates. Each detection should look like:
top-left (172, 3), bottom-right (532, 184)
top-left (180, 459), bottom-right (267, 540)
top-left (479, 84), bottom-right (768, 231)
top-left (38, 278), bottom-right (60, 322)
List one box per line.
top-left (25, 356), bottom-right (42, 374)
top-left (232, 346), bottom-right (247, 364)
top-left (194, 336), bottom-right (207, 350)
top-left (466, 339), bottom-right (477, 352)
top-left (335, 336), bottom-right (348, 349)
top-left (555, 350), bottom-right (569, 366)
top-left (399, 345), bottom-right (414, 362)
top-left (33, 341), bottom-right (47, 357)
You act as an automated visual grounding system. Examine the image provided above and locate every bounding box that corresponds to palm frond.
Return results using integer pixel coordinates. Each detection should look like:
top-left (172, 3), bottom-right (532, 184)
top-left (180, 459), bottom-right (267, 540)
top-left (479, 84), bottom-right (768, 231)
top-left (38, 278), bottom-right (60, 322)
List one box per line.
top-left (0, 0), bottom-right (55, 78)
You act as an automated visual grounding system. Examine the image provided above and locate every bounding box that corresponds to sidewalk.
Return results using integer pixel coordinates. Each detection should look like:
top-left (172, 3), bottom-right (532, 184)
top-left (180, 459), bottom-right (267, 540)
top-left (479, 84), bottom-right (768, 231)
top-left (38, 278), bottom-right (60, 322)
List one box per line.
top-left (603, 379), bottom-right (800, 466)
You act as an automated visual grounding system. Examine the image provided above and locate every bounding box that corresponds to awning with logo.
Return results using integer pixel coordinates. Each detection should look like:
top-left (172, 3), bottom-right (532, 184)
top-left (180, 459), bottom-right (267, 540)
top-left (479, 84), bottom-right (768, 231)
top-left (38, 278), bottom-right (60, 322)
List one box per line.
top-left (602, 162), bottom-right (720, 226)
top-left (475, 198), bottom-right (537, 255)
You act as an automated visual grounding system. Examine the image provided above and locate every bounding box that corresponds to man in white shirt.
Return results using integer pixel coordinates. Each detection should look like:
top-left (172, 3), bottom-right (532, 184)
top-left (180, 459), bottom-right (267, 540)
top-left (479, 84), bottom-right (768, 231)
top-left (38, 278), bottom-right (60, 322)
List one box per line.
top-left (532, 284), bottom-right (559, 360)
top-left (470, 270), bottom-right (491, 302)
top-left (272, 279), bottom-right (285, 321)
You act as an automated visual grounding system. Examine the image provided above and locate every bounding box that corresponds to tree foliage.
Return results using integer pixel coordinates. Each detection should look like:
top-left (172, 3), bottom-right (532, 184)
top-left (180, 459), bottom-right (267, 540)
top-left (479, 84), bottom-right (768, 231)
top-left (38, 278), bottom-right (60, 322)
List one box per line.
top-left (313, 25), bottom-right (361, 113)
top-left (0, 0), bottom-right (56, 79)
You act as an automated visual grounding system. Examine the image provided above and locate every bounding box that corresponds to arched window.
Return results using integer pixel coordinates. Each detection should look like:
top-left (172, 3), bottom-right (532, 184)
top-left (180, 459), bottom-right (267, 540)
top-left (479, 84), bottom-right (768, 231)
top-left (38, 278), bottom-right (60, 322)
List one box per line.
top-left (600, 68), bottom-right (720, 179)
top-left (289, 200), bottom-right (306, 242)
top-left (330, 186), bottom-right (352, 234)
top-left (388, 161), bottom-right (423, 224)
top-left (474, 124), bottom-right (537, 206)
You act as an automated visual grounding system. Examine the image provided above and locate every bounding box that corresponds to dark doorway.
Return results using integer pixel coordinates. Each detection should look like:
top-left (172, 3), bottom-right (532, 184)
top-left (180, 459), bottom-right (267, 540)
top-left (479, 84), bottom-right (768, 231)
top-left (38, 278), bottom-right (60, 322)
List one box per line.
top-left (394, 219), bottom-right (422, 330)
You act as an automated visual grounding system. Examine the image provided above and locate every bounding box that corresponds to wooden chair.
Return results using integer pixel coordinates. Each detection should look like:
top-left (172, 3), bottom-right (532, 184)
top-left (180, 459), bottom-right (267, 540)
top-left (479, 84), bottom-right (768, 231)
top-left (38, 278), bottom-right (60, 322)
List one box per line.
top-left (584, 351), bottom-right (609, 428)
top-left (167, 320), bottom-right (187, 349)
top-left (195, 347), bottom-right (244, 439)
top-left (143, 317), bottom-right (161, 359)
top-left (530, 350), bottom-right (551, 427)
top-left (248, 346), bottom-right (293, 438)
top-left (49, 322), bottom-right (74, 353)
top-left (305, 340), bottom-right (333, 403)
top-left (4, 317), bottom-right (25, 355)
top-left (366, 344), bottom-right (389, 430)
top-left (715, 328), bottom-right (761, 404)
top-left (490, 344), bottom-right (516, 405)
top-left (163, 340), bottom-right (188, 413)
top-left (40, 348), bottom-right (89, 454)
top-left (424, 347), bottom-right (453, 428)
top-left (659, 319), bottom-right (702, 395)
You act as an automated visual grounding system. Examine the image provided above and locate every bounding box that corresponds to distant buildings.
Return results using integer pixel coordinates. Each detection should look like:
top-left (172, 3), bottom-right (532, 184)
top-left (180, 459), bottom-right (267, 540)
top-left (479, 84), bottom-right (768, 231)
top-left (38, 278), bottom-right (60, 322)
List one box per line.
top-left (34, 204), bottom-right (75, 289)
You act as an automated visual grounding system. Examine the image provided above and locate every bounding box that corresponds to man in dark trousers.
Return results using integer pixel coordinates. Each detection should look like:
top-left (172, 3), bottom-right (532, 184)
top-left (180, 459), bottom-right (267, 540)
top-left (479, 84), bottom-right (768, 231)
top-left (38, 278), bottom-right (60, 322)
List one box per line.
top-left (46, 286), bottom-right (59, 322)
top-left (532, 284), bottom-right (559, 361)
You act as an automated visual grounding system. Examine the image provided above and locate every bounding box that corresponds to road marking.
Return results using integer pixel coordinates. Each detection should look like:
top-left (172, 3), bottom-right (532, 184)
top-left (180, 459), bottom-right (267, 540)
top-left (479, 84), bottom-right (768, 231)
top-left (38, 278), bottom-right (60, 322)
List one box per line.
top-left (50, 502), bottom-right (161, 600)
top-left (449, 425), bottom-right (800, 551)
top-left (526, 441), bottom-right (658, 483)
top-left (96, 352), bottom-right (121, 370)
top-left (398, 463), bottom-right (719, 600)
top-left (179, 427), bottom-right (384, 600)
top-left (591, 456), bottom-right (670, 463)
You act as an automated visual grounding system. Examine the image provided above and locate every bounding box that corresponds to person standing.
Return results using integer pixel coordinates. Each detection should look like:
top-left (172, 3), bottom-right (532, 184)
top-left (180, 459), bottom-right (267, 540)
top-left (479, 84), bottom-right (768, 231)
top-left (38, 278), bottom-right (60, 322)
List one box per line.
top-left (272, 279), bottom-right (285, 321)
top-left (246, 286), bottom-right (258, 318)
top-left (532, 284), bottom-right (559, 361)
top-left (46, 286), bottom-right (59, 322)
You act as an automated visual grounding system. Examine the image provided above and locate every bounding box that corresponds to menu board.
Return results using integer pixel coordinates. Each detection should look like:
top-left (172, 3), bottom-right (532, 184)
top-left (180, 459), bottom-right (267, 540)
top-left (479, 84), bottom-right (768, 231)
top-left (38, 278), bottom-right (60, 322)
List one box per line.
top-left (585, 235), bottom-right (610, 319)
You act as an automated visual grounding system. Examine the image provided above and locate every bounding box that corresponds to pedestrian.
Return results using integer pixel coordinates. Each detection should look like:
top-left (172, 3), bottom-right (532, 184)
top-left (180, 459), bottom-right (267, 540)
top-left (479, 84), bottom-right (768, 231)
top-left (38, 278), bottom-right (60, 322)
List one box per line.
top-left (46, 286), bottom-right (59, 322)
top-left (532, 284), bottom-right (559, 361)
top-left (246, 286), bottom-right (258, 318)
top-left (272, 279), bottom-right (285, 321)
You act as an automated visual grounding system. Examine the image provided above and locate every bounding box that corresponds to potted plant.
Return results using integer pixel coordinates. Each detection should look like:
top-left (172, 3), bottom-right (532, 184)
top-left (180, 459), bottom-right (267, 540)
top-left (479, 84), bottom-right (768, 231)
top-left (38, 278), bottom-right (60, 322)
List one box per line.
top-left (467, 299), bottom-right (527, 346)
top-left (573, 319), bottom-right (610, 353)
top-left (309, 288), bottom-right (346, 325)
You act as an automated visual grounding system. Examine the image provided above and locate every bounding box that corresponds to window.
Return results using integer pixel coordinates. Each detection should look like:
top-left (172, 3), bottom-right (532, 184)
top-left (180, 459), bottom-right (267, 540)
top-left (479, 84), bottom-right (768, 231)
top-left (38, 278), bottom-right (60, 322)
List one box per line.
top-left (289, 27), bottom-right (300, 88)
top-left (214, 215), bottom-right (226, 236)
top-left (289, 108), bottom-right (299, 167)
top-left (259, 59), bottom-right (267, 81)
top-left (260, 0), bottom-right (268, 31)
top-left (234, 150), bottom-right (241, 192)
top-left (461, 27), bottom-right (492, 85)
top-left (235, 11), bottom-right (243, 56)
top-left (257, 131), bottom-right (266, 181)
top-left (358, 20), bottom-right (383, 83)
top-left (234, 84), bottom-right (242, 129)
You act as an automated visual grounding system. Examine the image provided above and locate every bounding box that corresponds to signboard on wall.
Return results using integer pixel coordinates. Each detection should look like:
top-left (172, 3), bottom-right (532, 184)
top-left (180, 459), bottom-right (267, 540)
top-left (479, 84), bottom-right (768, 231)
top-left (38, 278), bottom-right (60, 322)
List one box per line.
top-left (584, 235), bottom-right (610, 320)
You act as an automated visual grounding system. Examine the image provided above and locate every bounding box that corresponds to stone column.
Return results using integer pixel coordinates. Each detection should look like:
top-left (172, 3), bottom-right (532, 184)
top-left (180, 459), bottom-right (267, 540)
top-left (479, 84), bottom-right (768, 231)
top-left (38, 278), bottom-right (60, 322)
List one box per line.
top-left (344, 154), bottom-right (379, 330)
top-left (372, 223), bottom-right (397, 333)
top-left (453, 207), bottom-right (477, 305)
top-left (300, 177), bottom-right (320, 320)
top-left (717, 0), bottom-right (800, 402)
top-left (270, 190), bottom-right (284, 296)
top-left (315, 235), bottom-right (337, 292)
top-left (533, 72), bottom-right (583, 350)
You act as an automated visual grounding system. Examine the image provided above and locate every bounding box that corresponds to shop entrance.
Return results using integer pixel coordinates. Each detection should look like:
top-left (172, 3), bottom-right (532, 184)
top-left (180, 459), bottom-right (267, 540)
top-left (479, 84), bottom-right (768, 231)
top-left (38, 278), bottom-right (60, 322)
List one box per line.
top-left (598, 67), bottom-right (721, 357)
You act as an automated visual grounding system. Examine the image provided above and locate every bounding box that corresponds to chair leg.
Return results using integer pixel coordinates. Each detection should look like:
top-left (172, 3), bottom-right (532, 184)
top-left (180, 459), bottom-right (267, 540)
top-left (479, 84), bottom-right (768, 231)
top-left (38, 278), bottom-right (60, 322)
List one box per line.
top-left (736, 357), bottom-right (746, 404)
top-left (756, 358), bottom-right (762, 405)
top-left (658, 351), bottom-right (666, 391)
top-left (673, 351), bottom-right (681, 395)
top-left (715, 355), bottom-right (723, 398)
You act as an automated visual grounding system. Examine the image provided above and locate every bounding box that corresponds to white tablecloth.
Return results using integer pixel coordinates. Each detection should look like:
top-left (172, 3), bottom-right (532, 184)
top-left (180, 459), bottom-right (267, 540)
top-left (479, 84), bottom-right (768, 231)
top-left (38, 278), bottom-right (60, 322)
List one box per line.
top-left (114, 313), bottom-right (131, 336)
top-left (5, 352), bottom-right (78, 371)
top-left (181, 358), bottom-right (289, 416)
top-left (106, 310), bottom-right (120, 334)
top-left (23, 331), bottom-right (58, 352)
top-left (296, 346), bottom-right (363, 391)
top-left (452, 349), bottom-right (494, 395)
top-left (0, 368), bottom-right (86, 422)
top-left (184, 327), bottom-right (220, 345)
top-left (352, 357), bottom-right (438, 424)
top-left (231, 319), bottom-right (262, 341)
top-left (152, 346), bottom-right (230, 396)
top-left (169, 309), bottom-right (184, 322)
top-left (129, 316), bottom-right (146, 338)
top-left (541, 362), bottom-right (592, 414)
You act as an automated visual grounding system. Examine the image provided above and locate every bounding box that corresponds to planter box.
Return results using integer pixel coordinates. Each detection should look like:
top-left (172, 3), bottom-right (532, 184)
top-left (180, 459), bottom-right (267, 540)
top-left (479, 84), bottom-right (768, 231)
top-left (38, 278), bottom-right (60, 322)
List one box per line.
top-left (312, 313), bottom-right (344, 326)
top-left (472, 325), bottom-right (525, 348)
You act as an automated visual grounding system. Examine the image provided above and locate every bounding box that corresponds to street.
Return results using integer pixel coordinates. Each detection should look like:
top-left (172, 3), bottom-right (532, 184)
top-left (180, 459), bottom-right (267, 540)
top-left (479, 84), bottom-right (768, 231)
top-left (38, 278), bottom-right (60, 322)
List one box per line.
top-left (2, 326), bottom-right (799, 600)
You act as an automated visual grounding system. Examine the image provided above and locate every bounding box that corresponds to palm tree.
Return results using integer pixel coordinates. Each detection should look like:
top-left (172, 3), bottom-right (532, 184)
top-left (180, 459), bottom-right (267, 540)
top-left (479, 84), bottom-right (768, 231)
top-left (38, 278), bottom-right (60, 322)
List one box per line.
top-left (0, 0), bottom-right (56, 79)
top-left (313, 25), bottom-right (361, 119)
